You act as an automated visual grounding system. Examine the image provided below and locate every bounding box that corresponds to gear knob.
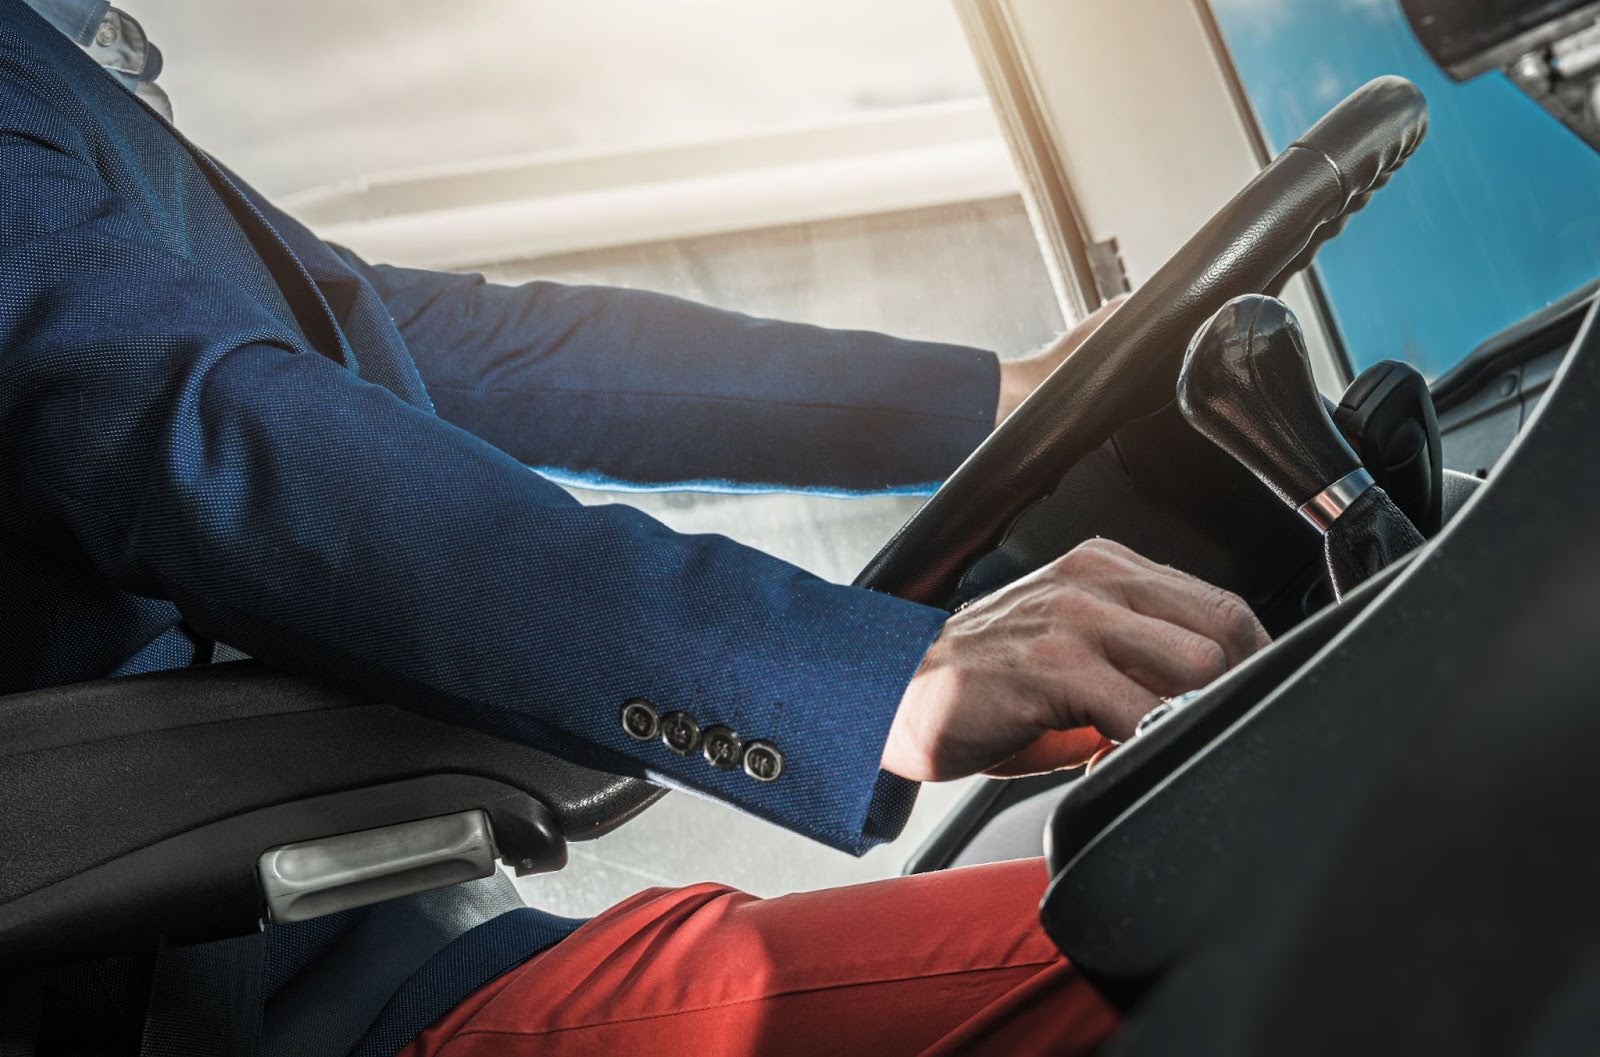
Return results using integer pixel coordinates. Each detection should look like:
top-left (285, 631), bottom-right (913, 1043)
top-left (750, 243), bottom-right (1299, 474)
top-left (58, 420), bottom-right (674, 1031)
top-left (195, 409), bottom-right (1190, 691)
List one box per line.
top-left (1178, 294), bottom-right (1423, 598)
top-left (1176, 294), bottom-right (1367, 522)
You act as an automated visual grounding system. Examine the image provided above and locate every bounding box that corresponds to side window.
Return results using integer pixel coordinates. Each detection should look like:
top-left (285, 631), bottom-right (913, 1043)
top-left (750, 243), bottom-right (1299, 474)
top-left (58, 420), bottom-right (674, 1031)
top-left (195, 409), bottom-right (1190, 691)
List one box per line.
top-left (1209, 0), bottom-right (1600, 378)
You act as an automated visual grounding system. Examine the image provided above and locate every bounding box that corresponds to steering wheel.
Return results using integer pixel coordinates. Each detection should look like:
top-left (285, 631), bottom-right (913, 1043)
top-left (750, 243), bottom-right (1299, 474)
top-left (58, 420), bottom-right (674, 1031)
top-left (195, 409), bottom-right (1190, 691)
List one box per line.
top-left (856, 76), bottom-right (1428, 609)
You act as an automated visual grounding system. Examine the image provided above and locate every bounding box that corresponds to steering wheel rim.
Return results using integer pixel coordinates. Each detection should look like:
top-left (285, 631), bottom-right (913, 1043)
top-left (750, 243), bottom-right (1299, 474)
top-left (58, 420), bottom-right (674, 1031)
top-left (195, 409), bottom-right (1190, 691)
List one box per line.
top-left (856, 76), bottom-right (1428, 609)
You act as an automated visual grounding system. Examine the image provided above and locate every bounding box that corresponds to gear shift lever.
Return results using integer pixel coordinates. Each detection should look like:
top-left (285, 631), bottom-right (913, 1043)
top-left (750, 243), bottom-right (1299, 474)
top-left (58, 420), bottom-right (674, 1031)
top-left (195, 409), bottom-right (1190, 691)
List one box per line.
top-left (1177, 295), bottom-right (1423, 598)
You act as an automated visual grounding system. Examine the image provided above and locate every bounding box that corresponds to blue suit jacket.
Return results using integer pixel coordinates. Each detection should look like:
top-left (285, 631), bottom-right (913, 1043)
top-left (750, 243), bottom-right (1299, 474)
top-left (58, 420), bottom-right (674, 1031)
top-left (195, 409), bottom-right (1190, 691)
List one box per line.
top-left (0, 3), bottom-right (999, 855)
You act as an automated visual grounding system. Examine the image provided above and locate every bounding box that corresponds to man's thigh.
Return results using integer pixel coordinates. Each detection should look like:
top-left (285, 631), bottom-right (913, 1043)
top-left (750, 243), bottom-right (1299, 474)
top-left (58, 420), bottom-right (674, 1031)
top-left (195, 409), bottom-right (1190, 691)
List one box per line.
top-left (399, 858), bottom-right (1117, 1057)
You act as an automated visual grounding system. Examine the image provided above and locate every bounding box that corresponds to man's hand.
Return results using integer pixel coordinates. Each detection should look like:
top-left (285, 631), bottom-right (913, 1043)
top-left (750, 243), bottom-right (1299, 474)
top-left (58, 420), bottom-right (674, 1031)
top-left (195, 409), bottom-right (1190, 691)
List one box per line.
top-left (881, 538), bottom-right (1270, 782)
top-left (996, 296), bottom-right (1128, 425)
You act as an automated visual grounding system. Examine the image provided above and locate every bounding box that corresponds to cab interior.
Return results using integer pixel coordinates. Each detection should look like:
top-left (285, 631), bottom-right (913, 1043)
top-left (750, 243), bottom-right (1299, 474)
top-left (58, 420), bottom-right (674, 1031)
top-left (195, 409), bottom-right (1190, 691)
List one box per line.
top-left (4, 0), bottom-right (1600, 1053)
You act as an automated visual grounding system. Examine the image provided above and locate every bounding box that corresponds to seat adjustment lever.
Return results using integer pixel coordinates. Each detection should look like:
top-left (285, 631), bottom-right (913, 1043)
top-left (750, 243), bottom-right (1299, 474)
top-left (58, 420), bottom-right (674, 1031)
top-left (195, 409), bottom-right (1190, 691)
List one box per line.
top-left (258, 810), bottom-right (498, 924)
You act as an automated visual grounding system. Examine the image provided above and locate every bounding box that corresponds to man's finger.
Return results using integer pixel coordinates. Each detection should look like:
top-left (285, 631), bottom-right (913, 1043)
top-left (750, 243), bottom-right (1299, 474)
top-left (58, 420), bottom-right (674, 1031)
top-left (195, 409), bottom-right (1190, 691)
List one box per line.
top-left (1100, 555), bottom-right (1270, 666)
top-left (1053, 659), bottom-right (1161, 742)
top-left (1098, 608), bottom-right (1229, 697)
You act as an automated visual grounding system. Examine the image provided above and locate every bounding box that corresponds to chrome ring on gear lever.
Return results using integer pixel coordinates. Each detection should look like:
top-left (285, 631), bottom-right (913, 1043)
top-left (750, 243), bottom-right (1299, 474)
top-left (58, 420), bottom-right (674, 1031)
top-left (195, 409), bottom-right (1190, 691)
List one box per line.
top-left (1296, 467), bottom-right (1376, 532)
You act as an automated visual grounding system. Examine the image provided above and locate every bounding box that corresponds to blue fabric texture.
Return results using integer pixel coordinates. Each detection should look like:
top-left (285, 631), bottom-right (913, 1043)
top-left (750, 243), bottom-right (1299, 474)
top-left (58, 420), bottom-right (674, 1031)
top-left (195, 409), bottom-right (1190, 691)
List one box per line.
top-left (0, 0), bottom-right (1001, 853)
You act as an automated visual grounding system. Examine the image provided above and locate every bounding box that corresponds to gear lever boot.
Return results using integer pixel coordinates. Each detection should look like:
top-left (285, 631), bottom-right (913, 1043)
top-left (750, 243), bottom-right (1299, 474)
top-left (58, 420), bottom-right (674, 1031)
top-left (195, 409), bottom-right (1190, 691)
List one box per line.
top-left (1176, 294), bottom-right (1424, 599)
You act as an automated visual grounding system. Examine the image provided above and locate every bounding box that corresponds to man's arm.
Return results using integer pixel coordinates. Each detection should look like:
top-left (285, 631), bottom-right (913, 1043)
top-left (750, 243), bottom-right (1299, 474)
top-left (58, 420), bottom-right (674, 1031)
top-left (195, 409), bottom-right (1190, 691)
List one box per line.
top-left (323, 247), bottom-right (1002, 495)
top-left (3, 95), bottom-right (1268, 856)
top-left (0, 103), bottom-right (941, 853)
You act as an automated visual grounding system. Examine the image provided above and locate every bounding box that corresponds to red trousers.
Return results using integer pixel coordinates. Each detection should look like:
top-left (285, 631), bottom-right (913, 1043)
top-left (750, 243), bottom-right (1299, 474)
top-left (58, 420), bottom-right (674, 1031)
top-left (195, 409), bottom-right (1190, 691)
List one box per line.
top-left (398, 858), bottom-right (1118, 1057)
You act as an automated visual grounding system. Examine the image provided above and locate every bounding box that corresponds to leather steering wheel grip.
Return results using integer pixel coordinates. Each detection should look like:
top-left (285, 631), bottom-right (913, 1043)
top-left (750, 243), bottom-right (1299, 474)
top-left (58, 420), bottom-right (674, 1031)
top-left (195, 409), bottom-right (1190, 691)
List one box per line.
top-left (1176, 294), bottom-right (1361, 508)
top-left (856, 77), bottom-right (1428, 608)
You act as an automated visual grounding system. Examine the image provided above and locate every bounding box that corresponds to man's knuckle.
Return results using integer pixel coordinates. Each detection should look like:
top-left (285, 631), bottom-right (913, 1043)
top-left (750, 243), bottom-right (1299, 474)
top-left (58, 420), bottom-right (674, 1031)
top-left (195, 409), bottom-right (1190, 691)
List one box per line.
top-left (1083, 537), bottom-right (1129, 559)
top-left (1210, 590), bottom-right (1255, 631)
top-left (1052, 584), bottom-right (1101, 618)
top-left (1185, 637), bottom-right (1229, 680)
top-left (1057, 547), bottom-right (1096, 577)
top-left (1060, 538), bottom-right (1127, 577)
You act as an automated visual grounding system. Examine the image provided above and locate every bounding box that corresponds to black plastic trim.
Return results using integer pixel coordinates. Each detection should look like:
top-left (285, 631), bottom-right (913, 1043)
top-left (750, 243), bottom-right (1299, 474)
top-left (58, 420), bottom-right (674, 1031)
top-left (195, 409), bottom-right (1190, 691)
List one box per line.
top-left (1430, 278), bottom-right (1597, 414)
top-left (901, 771), bottom-right (1080, 875)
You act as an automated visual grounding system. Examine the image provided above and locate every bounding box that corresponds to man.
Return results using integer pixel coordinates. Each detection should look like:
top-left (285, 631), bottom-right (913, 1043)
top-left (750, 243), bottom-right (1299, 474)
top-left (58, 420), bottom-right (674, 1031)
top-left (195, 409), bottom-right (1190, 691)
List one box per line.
top-left (0, 2), bottom-right (1267, 1053)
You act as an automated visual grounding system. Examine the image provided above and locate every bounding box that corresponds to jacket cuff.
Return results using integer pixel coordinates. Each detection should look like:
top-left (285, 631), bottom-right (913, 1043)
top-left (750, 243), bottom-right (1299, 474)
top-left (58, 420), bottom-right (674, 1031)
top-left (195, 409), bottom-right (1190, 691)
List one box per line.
top-left (602, 581), bottom-right (945, 856)
top-left (763, 589), bottom-right (941, 854)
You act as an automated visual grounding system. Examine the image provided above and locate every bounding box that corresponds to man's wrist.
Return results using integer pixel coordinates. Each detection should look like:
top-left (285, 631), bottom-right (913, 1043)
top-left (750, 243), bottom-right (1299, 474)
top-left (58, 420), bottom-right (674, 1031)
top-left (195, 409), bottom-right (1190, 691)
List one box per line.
top-left (995, 358), bottom-right (1049, 425)
top-left (882, 654), bottom-right (942, 782)
top-left (994, 296), bottom-right (1128, 426)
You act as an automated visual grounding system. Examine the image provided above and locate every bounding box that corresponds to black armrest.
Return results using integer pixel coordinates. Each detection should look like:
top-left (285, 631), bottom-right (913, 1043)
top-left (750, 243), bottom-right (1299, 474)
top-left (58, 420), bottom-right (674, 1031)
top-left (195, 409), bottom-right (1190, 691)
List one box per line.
top-left (0, 662), bottom-right (664, 966)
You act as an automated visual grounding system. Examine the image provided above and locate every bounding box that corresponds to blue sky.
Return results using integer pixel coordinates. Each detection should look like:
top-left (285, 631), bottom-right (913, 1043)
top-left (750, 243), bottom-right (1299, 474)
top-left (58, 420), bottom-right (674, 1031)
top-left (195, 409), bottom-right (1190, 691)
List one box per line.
top-left (1211, 0), bottom-right (1600, 377)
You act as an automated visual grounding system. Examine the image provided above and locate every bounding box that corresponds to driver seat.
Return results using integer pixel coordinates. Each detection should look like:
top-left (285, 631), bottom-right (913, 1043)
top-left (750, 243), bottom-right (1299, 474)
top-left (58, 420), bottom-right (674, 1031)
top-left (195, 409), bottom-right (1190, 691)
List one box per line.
top-left (0, 659), bottom-right (664, 1055)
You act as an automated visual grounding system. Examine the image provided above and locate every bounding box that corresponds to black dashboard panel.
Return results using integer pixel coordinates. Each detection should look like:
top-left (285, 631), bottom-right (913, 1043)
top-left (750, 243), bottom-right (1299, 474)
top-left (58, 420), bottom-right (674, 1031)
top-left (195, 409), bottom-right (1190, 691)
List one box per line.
top-left (1437, 345), bottom-right (1565, 476)
top-left (1433, 281), bottom-right (1596, 475)
top-left (1401, 0), bottom-right (1600, 79)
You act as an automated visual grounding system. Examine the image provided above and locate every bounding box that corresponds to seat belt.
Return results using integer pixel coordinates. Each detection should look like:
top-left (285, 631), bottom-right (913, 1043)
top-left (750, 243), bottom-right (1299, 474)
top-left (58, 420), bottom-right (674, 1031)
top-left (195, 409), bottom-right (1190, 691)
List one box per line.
top-left (0, 981), bottom-right (41, 1057)
top-left (348, 907), bottom-right (584, 1057)
top-left (260, 875), bottom-right (525, 1057)
top-left (139, 933), bottom-right (264, 1057)
top-left (135, 874), bottom-right (553, 1057)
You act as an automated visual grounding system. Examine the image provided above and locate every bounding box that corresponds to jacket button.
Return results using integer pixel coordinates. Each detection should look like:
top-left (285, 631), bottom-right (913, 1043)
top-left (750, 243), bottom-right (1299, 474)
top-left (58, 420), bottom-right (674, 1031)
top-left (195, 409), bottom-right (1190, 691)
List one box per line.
top-left (620, 698), bottom-right (660, 741)
top-left (659, 711), bottom-right (702, 755)
top-left (743, 741), bottom-right (784, 782)
top-left (701, 726), bottom-right (743, 769)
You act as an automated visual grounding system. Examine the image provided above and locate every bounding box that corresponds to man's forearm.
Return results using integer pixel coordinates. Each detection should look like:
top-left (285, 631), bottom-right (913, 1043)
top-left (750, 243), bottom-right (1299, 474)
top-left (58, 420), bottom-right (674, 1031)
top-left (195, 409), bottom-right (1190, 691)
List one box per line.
top-left (327, 248), bottom-right (1002, 495)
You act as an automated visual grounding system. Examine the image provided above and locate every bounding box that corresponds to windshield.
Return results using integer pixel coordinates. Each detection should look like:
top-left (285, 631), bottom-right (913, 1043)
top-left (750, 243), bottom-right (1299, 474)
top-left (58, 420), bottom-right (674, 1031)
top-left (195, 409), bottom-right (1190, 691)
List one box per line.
top-left (1209, 0), bottom-right (1600, 379)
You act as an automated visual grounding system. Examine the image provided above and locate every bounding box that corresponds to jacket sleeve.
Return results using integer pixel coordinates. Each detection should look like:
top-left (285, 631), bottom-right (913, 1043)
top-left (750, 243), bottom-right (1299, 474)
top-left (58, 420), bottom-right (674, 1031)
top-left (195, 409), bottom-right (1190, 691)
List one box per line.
top-left (326, 248), bottom-right (1001, 495)
top-left (0, 97), bottom-right (937, 853)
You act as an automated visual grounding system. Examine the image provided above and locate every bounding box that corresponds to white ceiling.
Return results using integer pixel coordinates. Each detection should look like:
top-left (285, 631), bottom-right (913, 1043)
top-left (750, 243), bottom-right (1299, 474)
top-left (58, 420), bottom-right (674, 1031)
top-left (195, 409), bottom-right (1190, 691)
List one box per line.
top-left (132, 0), bottom-right (985, 198)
